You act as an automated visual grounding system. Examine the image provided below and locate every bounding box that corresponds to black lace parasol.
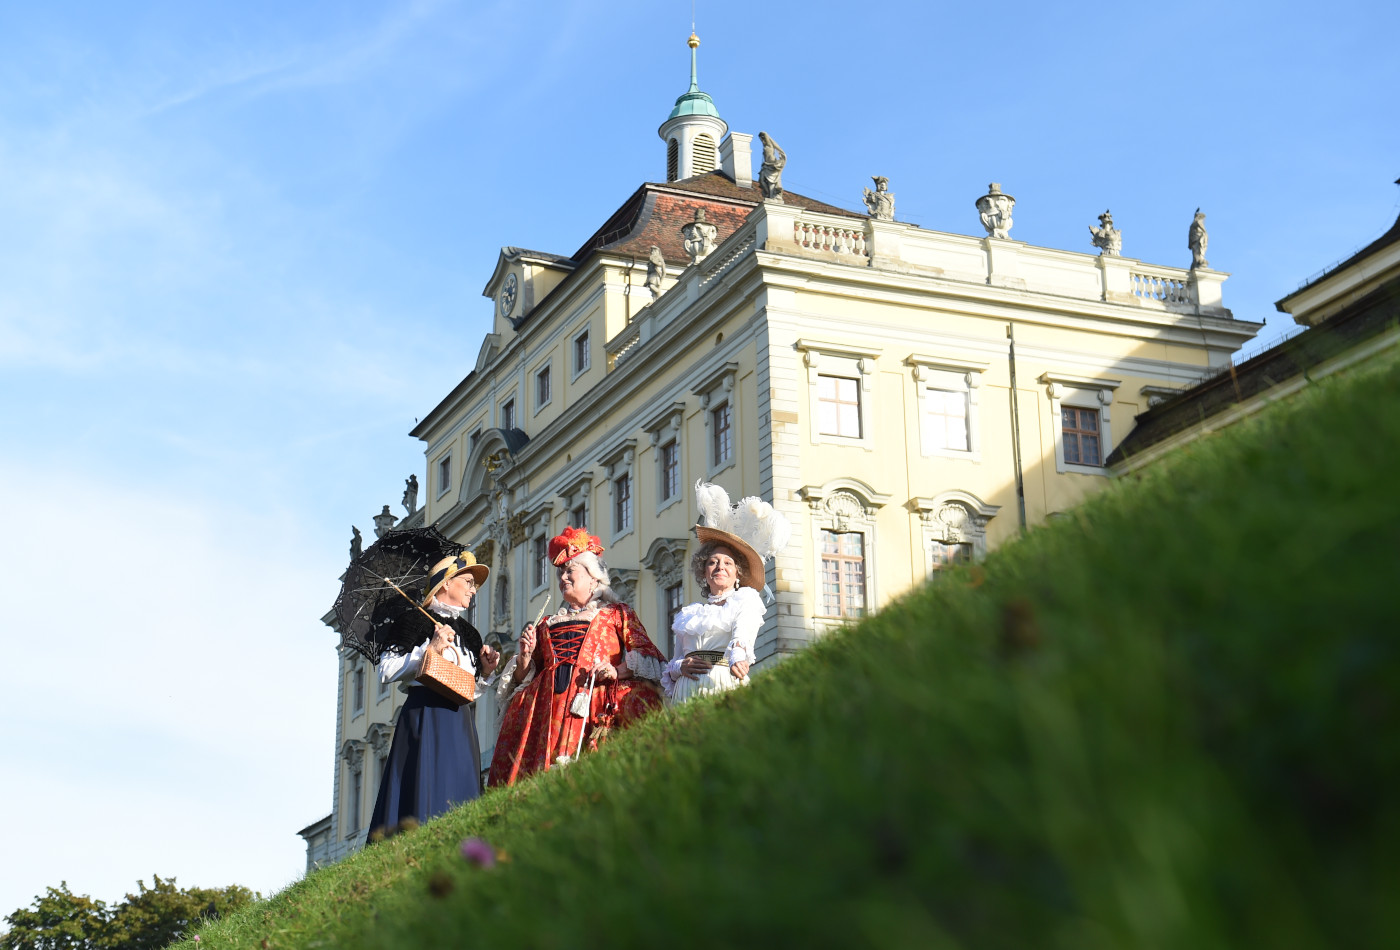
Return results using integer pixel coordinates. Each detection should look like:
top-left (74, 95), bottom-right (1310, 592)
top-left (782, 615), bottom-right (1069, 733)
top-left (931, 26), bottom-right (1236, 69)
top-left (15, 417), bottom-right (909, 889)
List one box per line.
top-left (333, 524), bottom-right (463, 663)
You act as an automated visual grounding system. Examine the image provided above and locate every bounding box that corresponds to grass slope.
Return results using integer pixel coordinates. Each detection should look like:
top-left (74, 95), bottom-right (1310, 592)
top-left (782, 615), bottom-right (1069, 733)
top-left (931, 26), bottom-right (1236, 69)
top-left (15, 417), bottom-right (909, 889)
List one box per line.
top-left (190, 357), bottom-right (1400, 950)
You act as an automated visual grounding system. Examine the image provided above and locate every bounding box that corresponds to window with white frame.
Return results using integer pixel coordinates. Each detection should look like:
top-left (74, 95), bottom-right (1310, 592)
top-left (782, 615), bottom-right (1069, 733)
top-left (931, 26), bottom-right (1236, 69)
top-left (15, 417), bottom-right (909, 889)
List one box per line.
top-left (644, 401), bottom-right (686, 513)
top-left (613, 472), bottom-right (632, 534)
top-left (1040, 373), bottom-right (1120, 476)
top-left (502, 399), bottom-right (516, 431)
top-left (573, 328), bottom-right (591, 376)
top-left (817, 375), bottom-right (862, 437)
top-left (797, 340), bottom-right (879, 448)
top-left (349, 771), bottom-right (362, 832)
top-left (664, 583), bottom-right (683, 653)
top-left (352, 666), bottom-right (365, 714)
top-left (801, 480), bottom-right (889, 625)
top-left (599, 441), bottom-right (637, 541)
top-left (711, 404), bottom-right (732, 466)
top-left (571, 502), bottom-right (587, 527)
top-left (535, 364), bottom-right (552, 411)
top-left (911, 491), bottom-right (1000, 580)
top-left (931, 541), bottom-right (972, 571)
top-left (531, 534), bottom-right (548, 591)
top-left (437, 454), bottom-right (452, 496)
top-left (692, 362), bottom-right (737, 476)
top-left (908, 356), bottom-right (987, 460)
top-left (819, 530), bottom-right (866, 618)
top-left (660, 441), bottom-right (680, 502)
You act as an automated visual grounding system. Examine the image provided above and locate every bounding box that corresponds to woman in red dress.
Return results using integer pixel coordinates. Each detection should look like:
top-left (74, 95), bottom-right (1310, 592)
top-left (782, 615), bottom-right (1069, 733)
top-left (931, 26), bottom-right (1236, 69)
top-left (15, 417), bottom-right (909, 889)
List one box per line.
top-left (488, 527), bottom-right (665, 786)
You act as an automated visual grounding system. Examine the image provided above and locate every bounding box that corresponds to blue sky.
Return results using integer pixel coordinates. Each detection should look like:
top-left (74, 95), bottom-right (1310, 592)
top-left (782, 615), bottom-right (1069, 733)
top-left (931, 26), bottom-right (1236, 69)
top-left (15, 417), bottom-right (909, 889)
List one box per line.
top-left (0, 0), bottom-right (1395, 918)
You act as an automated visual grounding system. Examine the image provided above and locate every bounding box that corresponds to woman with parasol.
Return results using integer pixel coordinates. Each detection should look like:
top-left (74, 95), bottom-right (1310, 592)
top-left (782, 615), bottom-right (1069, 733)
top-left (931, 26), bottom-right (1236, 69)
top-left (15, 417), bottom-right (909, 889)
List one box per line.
top-left (487, 527), bottom-right (666, 786)
top-left (662, 481), bottom-right (792, 704)
top-left (368, 550), bottom-right (499, 837)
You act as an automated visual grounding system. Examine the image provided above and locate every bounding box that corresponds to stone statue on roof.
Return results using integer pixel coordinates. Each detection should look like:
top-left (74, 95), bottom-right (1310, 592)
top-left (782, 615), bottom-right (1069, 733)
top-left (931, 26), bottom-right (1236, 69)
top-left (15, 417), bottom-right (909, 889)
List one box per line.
top-left (350, 526), bottom-right (363, 561)
top-left (862, 176), bottom-right (895, 220)
top-left (402, 474), bottom-right (419, 514)
top-left (646, 245), bottom-right (666, 298)
top-left (681, 208), bottom-right (718, 264)
top-left (1188, 208), bottom-right (1209, 269)
top-left (976, 183), bottom-right (1015, 239)
top-left (373, 504), bottom-right (398, 538)
top-left (758, 131), bottom-right (786, 203)
top-left (1088, 210), bottom-right (1122, 257)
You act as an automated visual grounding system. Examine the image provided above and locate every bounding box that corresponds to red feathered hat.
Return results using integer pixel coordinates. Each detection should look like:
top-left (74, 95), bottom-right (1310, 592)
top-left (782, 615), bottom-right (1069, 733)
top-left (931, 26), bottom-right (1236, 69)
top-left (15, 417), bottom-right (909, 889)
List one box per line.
top-left (549, 526), bottom-right (604, 565)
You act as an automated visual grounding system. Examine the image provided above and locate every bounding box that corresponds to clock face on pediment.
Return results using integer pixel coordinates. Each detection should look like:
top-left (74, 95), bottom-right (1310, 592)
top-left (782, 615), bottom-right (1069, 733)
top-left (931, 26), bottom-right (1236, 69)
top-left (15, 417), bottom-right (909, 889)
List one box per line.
top-left (499, 273), bottom-right (518, 318)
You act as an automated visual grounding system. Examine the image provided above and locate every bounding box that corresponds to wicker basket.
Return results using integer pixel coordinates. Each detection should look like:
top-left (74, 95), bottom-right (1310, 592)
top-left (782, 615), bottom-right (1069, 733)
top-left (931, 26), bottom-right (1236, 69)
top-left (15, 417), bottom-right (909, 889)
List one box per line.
top-left (417, 644), bottom-right (476, 707)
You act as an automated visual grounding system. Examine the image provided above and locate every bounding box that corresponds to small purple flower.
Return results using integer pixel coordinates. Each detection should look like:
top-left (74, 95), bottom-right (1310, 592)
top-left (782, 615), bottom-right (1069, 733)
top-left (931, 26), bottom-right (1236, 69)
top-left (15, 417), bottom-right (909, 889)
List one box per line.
top-left (193, 938), bottom-right (202, 944)
top-left (460, 836), bottom-right (496, 868)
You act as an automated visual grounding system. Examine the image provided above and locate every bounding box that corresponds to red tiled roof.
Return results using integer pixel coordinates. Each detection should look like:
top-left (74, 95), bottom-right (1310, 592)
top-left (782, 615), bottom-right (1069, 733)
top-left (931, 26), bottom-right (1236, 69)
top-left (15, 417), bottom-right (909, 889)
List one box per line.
top-left (571, 171), bottom-right (865, 266)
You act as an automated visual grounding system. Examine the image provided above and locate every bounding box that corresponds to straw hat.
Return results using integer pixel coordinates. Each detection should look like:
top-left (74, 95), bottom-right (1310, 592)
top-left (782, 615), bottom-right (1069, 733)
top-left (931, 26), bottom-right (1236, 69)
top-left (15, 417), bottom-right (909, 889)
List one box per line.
top-left (422, 551), bottom-right (490, 605)
top-left (693, 481), bottom-right (792, 592)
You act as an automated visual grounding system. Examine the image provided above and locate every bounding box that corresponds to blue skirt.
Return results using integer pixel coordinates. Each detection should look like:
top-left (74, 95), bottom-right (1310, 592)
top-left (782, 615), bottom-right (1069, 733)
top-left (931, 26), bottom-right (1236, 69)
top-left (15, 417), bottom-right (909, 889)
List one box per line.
top-left (369, 686), bottom-right (482, 835)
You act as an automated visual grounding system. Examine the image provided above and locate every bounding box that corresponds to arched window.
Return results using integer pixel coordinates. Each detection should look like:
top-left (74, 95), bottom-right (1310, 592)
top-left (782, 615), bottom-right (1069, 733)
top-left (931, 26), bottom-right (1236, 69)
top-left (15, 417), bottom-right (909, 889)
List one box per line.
top-left (667, 139), bottom-right (679, 182)
top-left (693, 134), bottom-right (717, 174)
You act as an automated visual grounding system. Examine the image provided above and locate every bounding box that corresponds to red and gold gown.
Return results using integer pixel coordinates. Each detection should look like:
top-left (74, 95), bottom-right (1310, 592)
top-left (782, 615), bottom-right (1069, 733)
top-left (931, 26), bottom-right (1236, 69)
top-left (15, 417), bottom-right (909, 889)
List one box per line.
top-left (487, 602), bottom-right (665, 787)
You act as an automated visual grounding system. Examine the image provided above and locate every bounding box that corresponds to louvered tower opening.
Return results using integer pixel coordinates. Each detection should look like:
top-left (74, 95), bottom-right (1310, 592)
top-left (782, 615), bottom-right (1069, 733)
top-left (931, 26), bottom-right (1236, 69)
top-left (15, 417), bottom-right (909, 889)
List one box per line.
top-left (667, 139), bottom-right (679, 182)
top-left (693, 134), bottom-right (717, 174)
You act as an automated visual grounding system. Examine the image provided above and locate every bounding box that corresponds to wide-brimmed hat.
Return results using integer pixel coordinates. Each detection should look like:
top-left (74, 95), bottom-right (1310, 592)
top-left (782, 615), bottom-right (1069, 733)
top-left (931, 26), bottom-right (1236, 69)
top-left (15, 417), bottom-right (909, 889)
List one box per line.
top-left (548, 525), bottom-right (605, 565)
top-left (693, 526), bottom-right (765, 591)
top-left (422, 551), bottom-right (489, 605)
top-left (692, 481), bottom-right (792, 593)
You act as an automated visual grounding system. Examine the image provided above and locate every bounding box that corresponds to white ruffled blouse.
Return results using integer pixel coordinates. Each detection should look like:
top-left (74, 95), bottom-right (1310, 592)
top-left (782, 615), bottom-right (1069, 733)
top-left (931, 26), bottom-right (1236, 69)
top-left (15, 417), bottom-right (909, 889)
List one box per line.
top-left (661, 586), bottom-right (765, 696)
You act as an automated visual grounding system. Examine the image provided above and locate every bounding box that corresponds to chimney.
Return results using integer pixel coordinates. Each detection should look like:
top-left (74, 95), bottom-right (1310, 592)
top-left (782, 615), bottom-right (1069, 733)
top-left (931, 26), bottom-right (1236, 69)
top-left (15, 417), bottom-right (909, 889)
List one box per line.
top-left (720, 132), bottom-right (753, 188)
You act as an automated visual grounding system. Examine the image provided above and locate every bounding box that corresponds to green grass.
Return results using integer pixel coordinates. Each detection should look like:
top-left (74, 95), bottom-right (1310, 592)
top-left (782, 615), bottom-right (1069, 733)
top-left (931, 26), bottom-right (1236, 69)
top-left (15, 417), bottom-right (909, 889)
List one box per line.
top-left (188, 356), bottom-right (1400, 949)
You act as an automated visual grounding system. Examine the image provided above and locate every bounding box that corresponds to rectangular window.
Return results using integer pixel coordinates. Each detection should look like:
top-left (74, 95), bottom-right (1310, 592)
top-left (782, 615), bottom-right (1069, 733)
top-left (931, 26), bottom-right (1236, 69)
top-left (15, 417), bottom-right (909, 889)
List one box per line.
top-left (502, 399), bottom-right (516, 431)
top-left (352, 667), bottom-right (365, 713)
top-left (712, 403), bottom-right (732, 465)
top-left (665, 583), bottom-right (683, 654)
top-left (931, 541), bottom-right (972, 572)
top-left (437, 455), bottom-right (452, 496)
top-left (377, 672), bottom-right (389, 700)
top-left (574, 330), bottom-right (590, 374)
top-left (466, 597), bottom-right (478, 628)
top-left (535, 366), bottom-right (551, 408)
top-left (614, 473), bottom-right (632, 534)
top-left (349, 771), bottom-right (362, 832)
top-left (1062, 407), bottom-right (1102, 466)
top-left (924, 389), bottom-right (969, 451)
top-left (571, 502), bottom-right (587, 528)
top-left (660, 441), bottom-right (680, 501)
top-left (819, 530), bottom-right (866, 618)
top-left (817, 375), bottom-right (862, 437)
top-left (531, 535), bottom-right (548, 590)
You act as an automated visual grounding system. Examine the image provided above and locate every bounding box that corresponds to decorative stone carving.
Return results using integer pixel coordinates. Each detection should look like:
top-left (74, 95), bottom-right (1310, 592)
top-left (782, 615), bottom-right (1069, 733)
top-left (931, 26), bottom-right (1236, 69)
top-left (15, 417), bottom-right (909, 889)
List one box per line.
top-left (1088, 209), bottom-right (1122, 257)
top-left (506, 512), bottom-right (528, 547)
top-left (475, 538), bottom-right (495, 566)
top-left (643, 537), bottom-right (690, 588)
top-left (494, 571), bottom-right (510, 625)
top-left (976, 182), bottom-right (1015, 239)
top-left (611, 569), bottom-right (639, 606)
top-left (758, 131), bottom-right (786, 202)
top-left (367, 723), bottom-right (393, 760)
top-left (401, 474), bottom-right (419, 515)
top-left (349, 526), bottom-right (362, 561)
top-left (862, 176), bottom-right (895, 220)
top-left (340, 739), bottom-right (366, 775)
top-left (824, 491), bottom-right (868, 532)
top-left (1188, 208), bottom-right (1209, 269)
top-left (372, 505), bottom-right (398, 539)
top-left (682, 208), bottom-right (719, 264)
top-left (645, 245), bottom-right (666, 298)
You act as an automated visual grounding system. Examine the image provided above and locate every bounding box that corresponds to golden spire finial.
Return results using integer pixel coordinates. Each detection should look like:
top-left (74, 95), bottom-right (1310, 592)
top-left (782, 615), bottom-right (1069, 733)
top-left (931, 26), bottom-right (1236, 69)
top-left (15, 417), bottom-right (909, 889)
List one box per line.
top-left (688, 32), bottom-right (700, 49)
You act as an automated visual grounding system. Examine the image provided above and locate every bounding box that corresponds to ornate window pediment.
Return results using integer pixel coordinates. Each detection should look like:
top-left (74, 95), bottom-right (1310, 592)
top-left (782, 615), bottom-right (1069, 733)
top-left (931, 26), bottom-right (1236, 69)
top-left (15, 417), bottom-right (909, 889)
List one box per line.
top-left (642, 537), bottom-right (691, 588)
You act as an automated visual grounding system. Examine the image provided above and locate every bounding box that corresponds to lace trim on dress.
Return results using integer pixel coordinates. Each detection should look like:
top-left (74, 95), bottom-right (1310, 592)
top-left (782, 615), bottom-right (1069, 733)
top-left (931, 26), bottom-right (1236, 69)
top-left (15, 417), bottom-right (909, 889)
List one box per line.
top-left (427, 599), bottom-right (467, 619)
top-left (625, 649), bottom-right (662, 683)
top-left (495, 654), bottom-right (534, 703)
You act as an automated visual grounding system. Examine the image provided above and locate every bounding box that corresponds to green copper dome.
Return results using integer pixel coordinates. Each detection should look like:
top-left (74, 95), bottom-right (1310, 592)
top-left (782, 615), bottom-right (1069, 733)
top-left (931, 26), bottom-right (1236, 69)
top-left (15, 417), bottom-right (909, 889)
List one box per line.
top-left (667, 33), bottom-right (721, 120)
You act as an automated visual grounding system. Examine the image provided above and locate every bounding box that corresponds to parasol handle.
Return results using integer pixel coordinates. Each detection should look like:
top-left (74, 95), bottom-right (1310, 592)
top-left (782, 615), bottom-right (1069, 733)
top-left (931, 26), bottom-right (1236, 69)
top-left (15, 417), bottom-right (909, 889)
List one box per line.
top-left (360, 567), bottom-right (445, 627)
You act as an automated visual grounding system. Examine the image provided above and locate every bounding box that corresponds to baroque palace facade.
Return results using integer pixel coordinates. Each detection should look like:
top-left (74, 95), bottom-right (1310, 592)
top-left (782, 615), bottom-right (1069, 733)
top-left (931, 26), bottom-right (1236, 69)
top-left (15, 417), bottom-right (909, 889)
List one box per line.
top-left (299, 38), bottom-right (1260, 868)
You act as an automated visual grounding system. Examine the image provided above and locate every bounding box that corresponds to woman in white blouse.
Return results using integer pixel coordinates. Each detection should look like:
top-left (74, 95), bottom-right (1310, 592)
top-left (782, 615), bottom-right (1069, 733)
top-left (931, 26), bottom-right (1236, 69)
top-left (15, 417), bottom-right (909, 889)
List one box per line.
top-left (663, 482), bottom-right (791, 704)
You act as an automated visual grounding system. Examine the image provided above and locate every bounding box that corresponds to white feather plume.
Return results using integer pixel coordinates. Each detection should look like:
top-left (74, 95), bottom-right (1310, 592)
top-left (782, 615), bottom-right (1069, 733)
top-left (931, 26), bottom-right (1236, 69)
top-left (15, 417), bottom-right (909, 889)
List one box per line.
top-left (693, 480), bottom-right (792, 561)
